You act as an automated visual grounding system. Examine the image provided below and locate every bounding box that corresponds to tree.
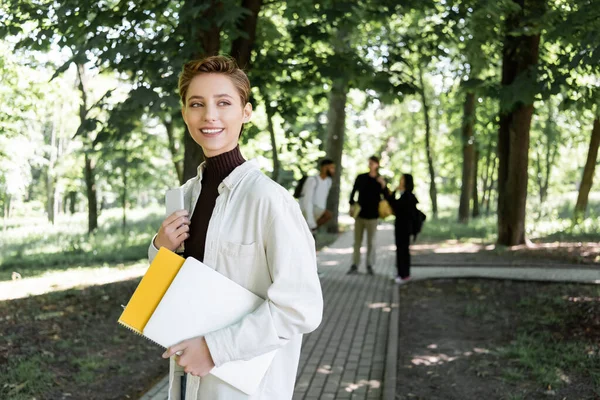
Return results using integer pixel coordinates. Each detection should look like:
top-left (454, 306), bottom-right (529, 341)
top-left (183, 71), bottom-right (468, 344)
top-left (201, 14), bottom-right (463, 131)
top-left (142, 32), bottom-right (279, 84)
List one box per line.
top-left (497, 0), bottom-right (545, 246)
top-left (459, 90), bottom-right (476, 222)
top-left (544, 0), bottom-right (600, 220)
top-left (286, 0), bottom-right (417, 232)
top-left (575, 114), bottom-right (600, 219)
top-left (532, 99), bottom-right (560, 215)
top-left (433, 0), bottom-right (510, 223)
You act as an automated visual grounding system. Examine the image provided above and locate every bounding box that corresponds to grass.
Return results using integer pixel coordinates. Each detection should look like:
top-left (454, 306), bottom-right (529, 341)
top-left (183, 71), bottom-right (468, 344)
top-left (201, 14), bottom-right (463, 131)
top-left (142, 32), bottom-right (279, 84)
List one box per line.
top-left (2, 194), bottom-right (599, 282)
top-left (414, 191), bottom-right (600, 244)
top-left (2, 356), bottom-right (55, 400)
top-left (73, 355), bottom-right (111, 384)
top-left (496, 285), bottom-right (600, 391)
top-left (0, 207), bottom-right (163, 281)
top-left (463, 302), bottom-right (491, 318)
top-left (0, 279), bottom-right (167, 400)
top-left (499, 333), bottom-right (598, 388)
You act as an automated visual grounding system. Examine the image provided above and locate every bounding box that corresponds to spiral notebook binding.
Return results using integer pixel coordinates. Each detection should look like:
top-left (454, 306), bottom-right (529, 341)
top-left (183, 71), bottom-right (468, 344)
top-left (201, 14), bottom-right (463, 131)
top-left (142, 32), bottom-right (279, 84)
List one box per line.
top-left (117, 320), bottom-right (142, 335)
top-left (117, 320), bottom-right (166, 349)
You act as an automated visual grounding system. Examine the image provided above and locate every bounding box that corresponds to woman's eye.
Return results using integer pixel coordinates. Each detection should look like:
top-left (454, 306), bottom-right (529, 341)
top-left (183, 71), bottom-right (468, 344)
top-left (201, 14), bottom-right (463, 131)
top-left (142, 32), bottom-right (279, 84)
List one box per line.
top-left (191, 102), bottom-right (203, 108)
top-left (218, 101), bottom-right (231, 106)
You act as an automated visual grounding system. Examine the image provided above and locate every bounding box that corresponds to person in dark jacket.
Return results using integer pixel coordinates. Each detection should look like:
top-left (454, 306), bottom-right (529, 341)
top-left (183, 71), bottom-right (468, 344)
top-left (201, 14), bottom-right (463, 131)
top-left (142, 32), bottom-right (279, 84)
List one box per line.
top-left (381, 173), bottom-right (418, 284)
top-left (347, 156), bottom-right (386, 275)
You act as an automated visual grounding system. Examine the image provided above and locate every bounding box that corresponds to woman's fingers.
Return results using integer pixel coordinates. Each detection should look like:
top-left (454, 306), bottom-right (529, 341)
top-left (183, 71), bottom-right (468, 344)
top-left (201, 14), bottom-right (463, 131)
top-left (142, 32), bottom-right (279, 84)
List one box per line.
top-left (163, 215), bottom-right (190, 232)
top-left (164, 217), bottom-right (190, 237)
top-left (162, 341), bottom-right (188, 358)
top-left (175, 224), bottom-right (190, 238)
top-left (173, 225), bottom-right (190, 245)
top-left (155, 211), bottom-right (190, 250)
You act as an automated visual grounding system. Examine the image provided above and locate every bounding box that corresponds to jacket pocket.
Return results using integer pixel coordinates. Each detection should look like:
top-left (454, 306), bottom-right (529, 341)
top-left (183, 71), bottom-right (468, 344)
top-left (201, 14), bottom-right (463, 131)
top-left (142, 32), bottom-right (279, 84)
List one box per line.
top-left (217, 241), bottom-right (271, 294)
top-left (221, 241), bottom-right (257, 258)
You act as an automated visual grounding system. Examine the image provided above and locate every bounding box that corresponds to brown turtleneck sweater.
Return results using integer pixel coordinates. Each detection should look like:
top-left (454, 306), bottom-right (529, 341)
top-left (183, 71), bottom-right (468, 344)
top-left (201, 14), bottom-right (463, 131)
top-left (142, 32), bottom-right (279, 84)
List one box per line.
top-left (183, 146), bottom-right (245, 262)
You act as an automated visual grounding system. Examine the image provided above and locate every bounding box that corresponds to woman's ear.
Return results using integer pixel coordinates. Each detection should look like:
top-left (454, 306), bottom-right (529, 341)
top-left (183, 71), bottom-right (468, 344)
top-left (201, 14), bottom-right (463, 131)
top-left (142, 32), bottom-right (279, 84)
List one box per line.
top-left (243, 102), bottom-right (253, 123)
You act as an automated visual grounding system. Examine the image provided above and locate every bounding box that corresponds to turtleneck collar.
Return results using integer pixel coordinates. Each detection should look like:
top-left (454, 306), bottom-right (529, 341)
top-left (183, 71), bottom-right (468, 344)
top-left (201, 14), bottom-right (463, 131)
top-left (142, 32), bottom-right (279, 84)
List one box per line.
top-left (203, 145), bottom-right (246, 183)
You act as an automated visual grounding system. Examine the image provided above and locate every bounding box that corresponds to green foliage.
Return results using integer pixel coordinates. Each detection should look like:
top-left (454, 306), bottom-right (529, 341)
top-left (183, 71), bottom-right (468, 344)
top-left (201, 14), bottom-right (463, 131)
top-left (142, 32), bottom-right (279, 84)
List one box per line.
top-left (1, 0), bottom-right (599, 246)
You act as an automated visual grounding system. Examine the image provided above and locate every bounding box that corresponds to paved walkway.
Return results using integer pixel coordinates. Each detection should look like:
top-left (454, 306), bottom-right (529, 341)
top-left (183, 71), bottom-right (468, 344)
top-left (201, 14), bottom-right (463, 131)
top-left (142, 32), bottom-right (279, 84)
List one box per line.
top-left (140, 223), bottom-right (600, 400)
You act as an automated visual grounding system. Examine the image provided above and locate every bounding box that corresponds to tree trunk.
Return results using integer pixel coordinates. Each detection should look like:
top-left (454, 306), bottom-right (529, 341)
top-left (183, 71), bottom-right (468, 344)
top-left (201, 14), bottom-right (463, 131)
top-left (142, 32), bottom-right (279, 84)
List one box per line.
top-left (534, 146), bottom-right (544, 209)
top-left (45, 120), bottom-right (57, 225)
top-left (122, 155), bottom-right (128, 233)
top-left (317, 113), bottom-right (328, 152)
top-left (2, 194), bottom-right (10, 231)
top-left (485, 154), bottom-right (498, 215)
top-left (574, 117), bottom-right (600, 219)
top-left (230, 0), bottom-right (262, 70)
top-left (488, 176), bottom-right (497, 216)
top-left (84, 152), bottom-right (98, 233)
top-left (265, 103), bottom-right (280, 182)
top-left (472, 147), bottom-right (480, 218)
top-left (45, 174), bottom-right (56, 225)
top-left (69, 191), bottom-right (77, 214)
top-left (418, 63), bottom-right (438, 217)
top-left (535, 102), bottom-right (558, 209)
top-left (183, 132), bottom-right (205, 182)
top-left (497, 0), bottom-right (543, 246)
top-left (163, 115), bottom-right (184, 184)
top-left (197, 1), bottom-right (221, 57)
top-left (481, 139), bottom-right (493, 211)
top-left (76, 63), bottom-right (99, 234)
top-left (181, 1), bottom-right (222, 181)
top-left (459, 91), bottom-right (476, 223)
top-left (409, 111), bottom-right (417, 171)
top-left (325, 76), bottom-right (349, 233)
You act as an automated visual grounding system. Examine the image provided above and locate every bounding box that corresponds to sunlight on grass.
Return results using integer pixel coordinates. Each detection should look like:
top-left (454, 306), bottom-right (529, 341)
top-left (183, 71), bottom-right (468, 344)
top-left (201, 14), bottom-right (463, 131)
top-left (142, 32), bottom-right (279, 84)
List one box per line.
top-left (0, 261), bottom-right (147, 300)
top-left (0, 206), bottom-right (162, 281)
top-left (416, 193), bottom-right (600, 244)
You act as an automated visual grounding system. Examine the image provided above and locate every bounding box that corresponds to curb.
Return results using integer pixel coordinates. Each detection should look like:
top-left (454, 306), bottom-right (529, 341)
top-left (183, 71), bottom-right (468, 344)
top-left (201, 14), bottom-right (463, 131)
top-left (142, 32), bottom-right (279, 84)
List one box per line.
top-left (410, 266), bottom-right (600, 284)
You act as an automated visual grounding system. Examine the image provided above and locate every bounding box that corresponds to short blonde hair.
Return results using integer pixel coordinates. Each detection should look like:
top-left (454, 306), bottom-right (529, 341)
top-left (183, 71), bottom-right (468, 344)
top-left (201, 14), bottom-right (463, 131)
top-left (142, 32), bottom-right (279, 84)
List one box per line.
top-left (178, 56), bottom-right (251, 107)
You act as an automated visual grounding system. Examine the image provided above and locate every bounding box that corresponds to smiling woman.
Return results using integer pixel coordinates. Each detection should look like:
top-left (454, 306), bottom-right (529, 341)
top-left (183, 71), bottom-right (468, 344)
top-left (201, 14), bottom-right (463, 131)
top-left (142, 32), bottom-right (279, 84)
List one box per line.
top-left (179, 58), bottom-right (252, 157)
top-left (148, 56), bottom-right (323, 400)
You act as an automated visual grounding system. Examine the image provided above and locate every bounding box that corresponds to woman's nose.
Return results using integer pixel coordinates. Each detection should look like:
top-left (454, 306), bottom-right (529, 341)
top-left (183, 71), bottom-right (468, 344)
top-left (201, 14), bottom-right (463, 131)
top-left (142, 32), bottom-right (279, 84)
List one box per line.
top-left (204, 105), bottom-right (218, 121)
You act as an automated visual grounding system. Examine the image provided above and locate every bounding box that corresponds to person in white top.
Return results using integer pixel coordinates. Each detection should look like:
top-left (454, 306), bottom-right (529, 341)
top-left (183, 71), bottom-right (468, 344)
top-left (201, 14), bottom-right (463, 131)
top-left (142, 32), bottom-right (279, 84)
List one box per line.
top-left (299, 159), bottom-right (335, 233)
top-left (150, 55), bottom-right (323, 400)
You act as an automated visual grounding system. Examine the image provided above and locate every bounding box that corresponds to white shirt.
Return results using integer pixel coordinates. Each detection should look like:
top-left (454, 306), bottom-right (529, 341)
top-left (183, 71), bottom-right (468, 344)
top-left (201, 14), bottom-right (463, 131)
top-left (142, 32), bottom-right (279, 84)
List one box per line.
top-left (299, 175), bottom-right (332, 229)
top-left (148, 160), bottom-right (323, 400)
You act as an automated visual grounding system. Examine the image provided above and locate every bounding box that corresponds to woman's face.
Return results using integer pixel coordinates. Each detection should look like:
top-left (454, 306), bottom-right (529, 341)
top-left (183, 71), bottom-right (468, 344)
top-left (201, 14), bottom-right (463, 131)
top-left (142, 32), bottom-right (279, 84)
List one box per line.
top-left (399, 176), bottom-right (406, 191)
top-left (181, 73), bottom-right (252, 157)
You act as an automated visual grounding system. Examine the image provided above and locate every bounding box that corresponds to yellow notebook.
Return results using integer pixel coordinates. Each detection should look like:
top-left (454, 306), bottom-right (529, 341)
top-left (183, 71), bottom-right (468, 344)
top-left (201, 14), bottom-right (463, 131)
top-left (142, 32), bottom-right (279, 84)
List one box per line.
top-left (117, 247), bottom-right (278, 395)
top-left (118, 247), bottom-right (185, 334)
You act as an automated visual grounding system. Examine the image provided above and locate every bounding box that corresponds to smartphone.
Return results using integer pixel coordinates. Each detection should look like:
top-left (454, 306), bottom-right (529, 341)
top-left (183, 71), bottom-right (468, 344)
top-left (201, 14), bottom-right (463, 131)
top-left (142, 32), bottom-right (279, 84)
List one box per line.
top-left (165, 188), bottom-right (185, 216)
top-left (165, 188), bottom-right (186, 254)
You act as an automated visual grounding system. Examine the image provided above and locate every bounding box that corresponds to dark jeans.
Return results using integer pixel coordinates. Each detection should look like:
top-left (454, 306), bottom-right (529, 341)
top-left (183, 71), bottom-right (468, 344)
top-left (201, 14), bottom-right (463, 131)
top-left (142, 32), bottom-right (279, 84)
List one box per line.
top-left (395, 231), bottom-right (411, 279)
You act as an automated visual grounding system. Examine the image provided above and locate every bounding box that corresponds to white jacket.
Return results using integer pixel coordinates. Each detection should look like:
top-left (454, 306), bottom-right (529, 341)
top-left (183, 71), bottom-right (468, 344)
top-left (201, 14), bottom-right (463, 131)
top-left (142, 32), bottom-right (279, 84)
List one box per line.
top-left (148, 160), bottom-right (323, 400)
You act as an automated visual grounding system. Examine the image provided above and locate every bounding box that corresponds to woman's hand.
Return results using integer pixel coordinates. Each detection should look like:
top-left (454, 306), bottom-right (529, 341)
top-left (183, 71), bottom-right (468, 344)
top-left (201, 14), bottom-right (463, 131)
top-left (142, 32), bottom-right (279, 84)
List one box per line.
top-left (376, 176), bottom-right (386, 188)
top-left (162, 337), bottom-right (215, 377)
top-left (154, 210), bottom-right (190, 251)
